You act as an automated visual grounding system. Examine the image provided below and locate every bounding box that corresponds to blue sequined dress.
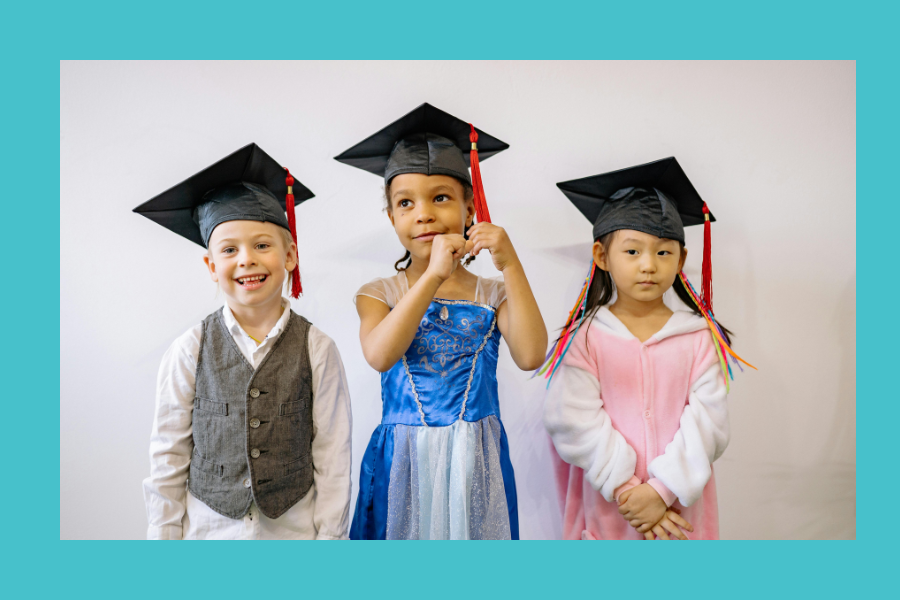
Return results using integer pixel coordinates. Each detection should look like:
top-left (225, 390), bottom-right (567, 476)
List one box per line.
top-left (350, 273), bottom-right (518, 540)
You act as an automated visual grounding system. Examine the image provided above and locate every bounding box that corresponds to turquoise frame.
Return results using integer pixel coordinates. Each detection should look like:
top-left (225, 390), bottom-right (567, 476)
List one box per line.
top-left (28, 0), bottom-right (877, 596)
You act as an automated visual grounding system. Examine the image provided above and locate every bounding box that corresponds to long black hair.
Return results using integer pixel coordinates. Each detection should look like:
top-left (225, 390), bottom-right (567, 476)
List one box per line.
top-left (384, 177), bottom-right (477, 272)
top-left (573, 231), bottom-right (732, 344)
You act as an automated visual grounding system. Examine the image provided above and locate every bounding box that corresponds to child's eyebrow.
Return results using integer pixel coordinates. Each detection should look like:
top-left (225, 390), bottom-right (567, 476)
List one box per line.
top-left (619, 237), bottom-right (677, 247)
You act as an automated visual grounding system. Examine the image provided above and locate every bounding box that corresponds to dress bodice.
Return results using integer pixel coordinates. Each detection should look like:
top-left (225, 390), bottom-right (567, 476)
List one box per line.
top-left (381, 299), bottom-right (501, 427)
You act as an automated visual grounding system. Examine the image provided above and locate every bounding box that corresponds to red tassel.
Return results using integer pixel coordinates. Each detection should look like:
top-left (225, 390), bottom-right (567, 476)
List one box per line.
top-left (701, 202), bottom-right (712, 311)
top-left (285, 168), bottom-right (302, 298)
top-left (469, 124), bottom-right (492, 224)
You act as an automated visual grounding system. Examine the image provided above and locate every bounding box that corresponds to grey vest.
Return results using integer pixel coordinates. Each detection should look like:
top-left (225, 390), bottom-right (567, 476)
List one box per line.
top-left (188, 309), bottom-right (314, 519)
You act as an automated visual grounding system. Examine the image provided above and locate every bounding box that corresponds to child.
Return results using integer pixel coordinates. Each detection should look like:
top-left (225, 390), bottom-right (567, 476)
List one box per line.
top-left (335, 103), bottom-right (548, 539)
top-left (137, 143), bottom-right (353, 540)
top-left (539, 157), bottom-right (753, 540)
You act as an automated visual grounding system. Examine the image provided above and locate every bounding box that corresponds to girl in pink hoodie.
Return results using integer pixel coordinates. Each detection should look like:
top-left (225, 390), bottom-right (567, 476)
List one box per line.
top-left (539, 158), bottom-right (753, 540)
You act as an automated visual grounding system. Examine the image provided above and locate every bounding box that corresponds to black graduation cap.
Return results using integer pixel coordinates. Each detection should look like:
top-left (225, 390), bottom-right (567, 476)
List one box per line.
top-left (557, 157), bottom-right (714, 243)
top-left (132, 143), bottom-right (314, 297)
top-left (334, 103), bottom-right (508, 223)
top-left (133, 143), bottom-right (314, 248)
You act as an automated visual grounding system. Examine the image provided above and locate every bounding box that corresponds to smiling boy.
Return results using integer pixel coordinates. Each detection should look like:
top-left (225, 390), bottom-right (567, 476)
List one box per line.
top-left (137, 144), bottom-right (352, 540)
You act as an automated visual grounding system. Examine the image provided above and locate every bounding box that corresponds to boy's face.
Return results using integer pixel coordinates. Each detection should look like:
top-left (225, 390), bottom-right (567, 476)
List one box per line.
top-left (593, 229), bottom-right (687, 305)
top-left (387, 173), bottom-right (474, 262)
top-left (204, 220), bottom-right (297, 312)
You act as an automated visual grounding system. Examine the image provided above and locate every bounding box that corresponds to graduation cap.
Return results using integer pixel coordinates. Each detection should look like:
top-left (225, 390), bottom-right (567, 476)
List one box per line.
top-left (334, 102), bottom-right (509, 223)
top-left (557, 157), bottom-right (715, 242)
top-left (132, 143), bottom-right (314, 297)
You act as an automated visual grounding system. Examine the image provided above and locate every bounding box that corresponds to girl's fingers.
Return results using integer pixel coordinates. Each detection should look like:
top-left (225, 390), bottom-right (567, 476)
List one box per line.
top-left (652, 525), bottom-right (670, 540)
top-left (637, 523), bottom-right (652, 533)
top-left (668, 512), bottom-right (694, 532)
top-left (660, 518), bottom-right (688, 541)
top-left (644, 531), bottom-right (654, 540)
top-left (629, 518), bottom-right (642, 528)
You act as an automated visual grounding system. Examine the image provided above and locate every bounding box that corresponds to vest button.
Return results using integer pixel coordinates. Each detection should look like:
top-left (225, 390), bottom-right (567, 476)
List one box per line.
top-left (249, 388), bottom-right (260, 398)
top-left (243, 478), bottom-right (251, 488)
top-left (250, 418), bottom-right (261, 428)
top-left (250, 448), bottom-right (261, 458)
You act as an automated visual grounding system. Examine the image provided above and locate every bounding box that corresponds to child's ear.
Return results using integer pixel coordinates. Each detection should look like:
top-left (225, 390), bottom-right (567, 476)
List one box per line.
top-left (678, 246), bottom-right (688, 272)
top-left (465, 198), bottom-right (476, 227)
top-left (592, 240), bottom-right (609, 271)
top-left (285, 242), bottom-right (298, 273)
top-left (203, 255), bottom-right (218, 282)
top-left (387, 209), bottom-right (395, 226)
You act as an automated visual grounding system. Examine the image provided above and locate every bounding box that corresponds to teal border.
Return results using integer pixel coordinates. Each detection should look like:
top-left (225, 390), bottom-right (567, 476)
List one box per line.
top-left (29, 0), bottom-right (877, 596)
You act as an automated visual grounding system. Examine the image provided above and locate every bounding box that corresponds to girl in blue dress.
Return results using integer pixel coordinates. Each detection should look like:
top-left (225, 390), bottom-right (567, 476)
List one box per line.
top-left (335, 104), bottom-right (548, 539)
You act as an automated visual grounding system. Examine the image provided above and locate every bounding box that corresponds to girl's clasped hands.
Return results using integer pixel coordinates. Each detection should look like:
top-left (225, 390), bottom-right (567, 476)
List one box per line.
top-left (617, 484), bottom-right (694, 540)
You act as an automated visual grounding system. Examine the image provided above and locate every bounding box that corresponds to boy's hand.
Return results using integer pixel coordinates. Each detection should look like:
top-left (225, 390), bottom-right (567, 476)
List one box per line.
top-left (467, 223), bottom-right (520, 272)
top-left (642, 510), bottom-right (694, 540)
top-left (426, 234), bottom-right (469, 281)
top-left (618, 483), bottom-right (667, 533)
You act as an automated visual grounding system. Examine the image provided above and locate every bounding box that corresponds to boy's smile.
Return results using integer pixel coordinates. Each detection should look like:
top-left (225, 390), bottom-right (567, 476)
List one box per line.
top-left (235, 273), bottom-right (269, 290)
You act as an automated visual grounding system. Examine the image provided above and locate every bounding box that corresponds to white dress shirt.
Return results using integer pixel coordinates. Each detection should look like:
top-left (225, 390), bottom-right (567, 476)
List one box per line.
top-left (142, 299), bottom-right (352, 540)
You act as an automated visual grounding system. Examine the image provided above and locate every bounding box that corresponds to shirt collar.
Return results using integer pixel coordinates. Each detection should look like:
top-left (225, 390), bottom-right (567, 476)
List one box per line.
top-left (221, 298), bottom-right (292, 343)
top-left (593, 305), bottom-right (707, 343)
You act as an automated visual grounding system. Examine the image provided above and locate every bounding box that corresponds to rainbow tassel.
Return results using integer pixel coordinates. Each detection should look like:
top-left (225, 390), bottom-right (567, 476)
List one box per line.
top-left (678, 271), bottom-right (756, 392)
top-left (534, 261), bottom-right (597, 387)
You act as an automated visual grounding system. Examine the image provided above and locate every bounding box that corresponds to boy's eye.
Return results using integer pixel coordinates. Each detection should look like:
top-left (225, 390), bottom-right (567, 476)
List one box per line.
top-left (434, 194), bottom-right (449, 203)
top-left (658, 250), bottom-right (671, 256)
top-left (222, 247), bottom-right (236, 255)
top-left (257, 243), bottom-right (270, 250)
top-left (626, 249), bottom-right (638, 255)
top-left (398, 199), bottom-right (412, 208)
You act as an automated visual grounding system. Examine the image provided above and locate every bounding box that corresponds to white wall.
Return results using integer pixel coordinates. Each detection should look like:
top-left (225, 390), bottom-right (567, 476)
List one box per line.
top-left (60, 61), bottom-right (855, 539)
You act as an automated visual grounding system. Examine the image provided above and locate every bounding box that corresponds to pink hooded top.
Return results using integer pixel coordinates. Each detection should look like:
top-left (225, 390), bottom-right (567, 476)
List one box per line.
top-left (543, 306), bottom-right (729, 540)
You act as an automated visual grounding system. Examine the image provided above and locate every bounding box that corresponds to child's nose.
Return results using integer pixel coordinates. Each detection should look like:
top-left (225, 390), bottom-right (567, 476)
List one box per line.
top-left (238, 249), bottom-right (258, 267)
top-left (416, 206), bottom-right (436, 223)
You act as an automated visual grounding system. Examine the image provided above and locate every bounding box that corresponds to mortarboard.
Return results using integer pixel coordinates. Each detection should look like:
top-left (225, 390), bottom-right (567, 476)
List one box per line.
top-left (556, 156), bottom-right (715, 244)
top-left (334, 102), bottom-right (508, 223)
top-left (132, 143), bottom-right (313, 297)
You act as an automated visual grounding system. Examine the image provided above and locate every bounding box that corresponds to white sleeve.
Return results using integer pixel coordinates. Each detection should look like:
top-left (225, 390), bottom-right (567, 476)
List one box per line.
top-left (353, 274), bottom-right (407, 308)
top-left (477, 276), bottom-right (507, 308)
top-left (647, 361), bottom-right (729, 507)
top-left (543, 363), bottom-right (638, 502)
top-left (308, 326), bottom-right (353, 540)
top-left (141, 326), bottom-right (200, 540)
